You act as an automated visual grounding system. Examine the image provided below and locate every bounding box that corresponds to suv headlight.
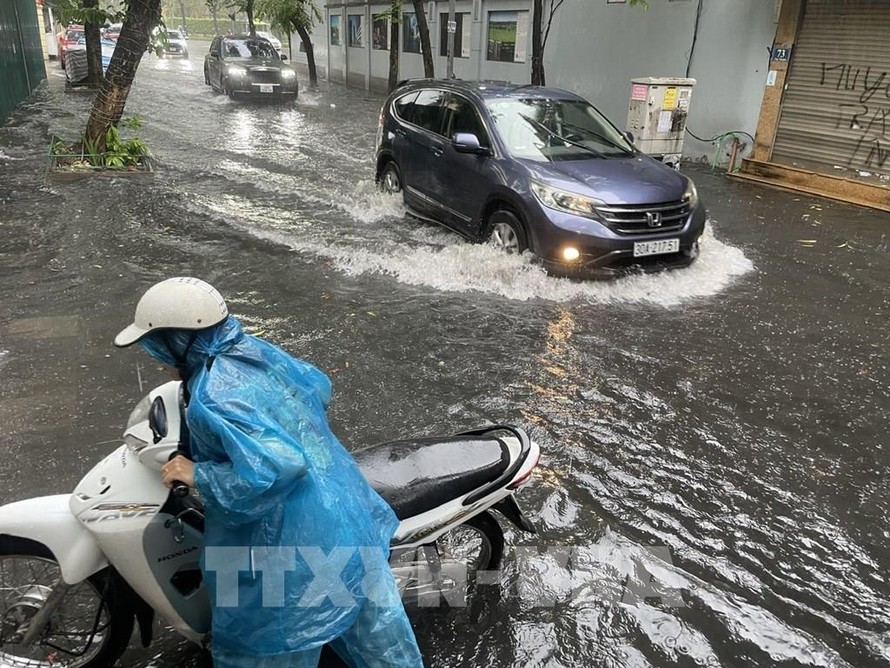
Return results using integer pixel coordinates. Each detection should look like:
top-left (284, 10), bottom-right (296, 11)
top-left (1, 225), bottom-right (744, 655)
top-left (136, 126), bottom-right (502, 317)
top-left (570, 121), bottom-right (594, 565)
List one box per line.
top-left (227, 65), bottom-right (246, 76)
top-left (683, 179), bottom-right (699, 206)
top-left (530, 181), bottom-right (604, 218)
top-left (281, 69), bottom-right (295, 79)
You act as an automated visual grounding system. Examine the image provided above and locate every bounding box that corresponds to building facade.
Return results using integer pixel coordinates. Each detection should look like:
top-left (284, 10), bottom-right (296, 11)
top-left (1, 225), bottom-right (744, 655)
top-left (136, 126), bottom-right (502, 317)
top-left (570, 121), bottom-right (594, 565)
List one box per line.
top-left (293, 0), bottom-right (779, 160)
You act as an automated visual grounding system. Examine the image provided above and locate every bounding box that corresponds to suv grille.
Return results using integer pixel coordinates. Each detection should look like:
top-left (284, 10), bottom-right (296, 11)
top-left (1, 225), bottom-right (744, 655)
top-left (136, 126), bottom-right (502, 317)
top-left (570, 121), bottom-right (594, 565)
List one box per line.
top-left (595, 201), bottom-right (691, 235)
top-left (249, 69), bottom-right (280, 84)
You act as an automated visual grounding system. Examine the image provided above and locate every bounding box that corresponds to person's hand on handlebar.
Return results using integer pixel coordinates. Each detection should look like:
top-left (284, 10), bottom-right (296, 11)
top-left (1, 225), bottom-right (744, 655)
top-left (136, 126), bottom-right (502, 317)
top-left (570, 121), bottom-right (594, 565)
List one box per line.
top-left (162, 455), bottom-right (195, 489)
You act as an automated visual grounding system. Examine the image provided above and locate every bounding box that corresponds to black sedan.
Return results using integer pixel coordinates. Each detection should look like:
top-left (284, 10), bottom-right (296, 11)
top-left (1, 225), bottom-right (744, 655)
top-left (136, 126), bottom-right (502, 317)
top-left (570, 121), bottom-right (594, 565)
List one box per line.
top-left (204, 35), bottom-right (298, 100)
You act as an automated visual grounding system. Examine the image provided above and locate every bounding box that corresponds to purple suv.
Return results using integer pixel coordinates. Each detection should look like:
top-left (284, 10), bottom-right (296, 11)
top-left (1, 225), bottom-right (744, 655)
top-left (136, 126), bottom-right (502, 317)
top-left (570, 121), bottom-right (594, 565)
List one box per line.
top-left (375, 80), bottom-right (706, 278)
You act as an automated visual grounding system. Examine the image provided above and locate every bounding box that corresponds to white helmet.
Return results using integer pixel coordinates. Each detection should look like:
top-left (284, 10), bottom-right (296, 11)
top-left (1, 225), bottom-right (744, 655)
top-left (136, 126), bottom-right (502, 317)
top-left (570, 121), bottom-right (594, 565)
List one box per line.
top-left (114, 277), bottom-right (228, 347)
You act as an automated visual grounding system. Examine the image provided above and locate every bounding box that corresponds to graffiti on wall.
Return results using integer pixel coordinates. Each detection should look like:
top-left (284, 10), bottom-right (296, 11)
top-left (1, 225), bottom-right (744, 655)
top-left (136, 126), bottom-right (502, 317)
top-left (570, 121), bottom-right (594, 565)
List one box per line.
top-left (821, 62), bottom-right (890, 171)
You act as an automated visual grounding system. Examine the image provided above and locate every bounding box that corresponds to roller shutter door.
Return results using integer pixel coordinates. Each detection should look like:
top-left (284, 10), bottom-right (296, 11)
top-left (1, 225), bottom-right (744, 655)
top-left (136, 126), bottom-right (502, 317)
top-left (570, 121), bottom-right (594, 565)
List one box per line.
top-left (772, 0), bottom-right (890, 180)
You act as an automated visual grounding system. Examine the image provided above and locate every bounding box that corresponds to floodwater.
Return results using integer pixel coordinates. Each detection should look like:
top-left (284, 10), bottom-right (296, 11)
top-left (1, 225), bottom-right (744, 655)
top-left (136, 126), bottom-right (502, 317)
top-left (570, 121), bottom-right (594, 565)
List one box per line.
top-left (0, 42), bottom-right (888, 668)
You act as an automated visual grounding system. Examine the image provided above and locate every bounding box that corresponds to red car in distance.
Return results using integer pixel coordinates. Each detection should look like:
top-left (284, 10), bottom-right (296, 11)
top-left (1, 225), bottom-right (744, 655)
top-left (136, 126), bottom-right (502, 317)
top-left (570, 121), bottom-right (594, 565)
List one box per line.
top-left (57, 25), bottom-right (84, 69)
top-left (102, 23), bottom-right (123, 42)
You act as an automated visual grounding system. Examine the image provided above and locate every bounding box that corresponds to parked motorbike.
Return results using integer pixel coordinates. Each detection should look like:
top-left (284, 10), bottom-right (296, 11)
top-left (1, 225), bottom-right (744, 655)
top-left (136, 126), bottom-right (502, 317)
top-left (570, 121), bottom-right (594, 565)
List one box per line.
top-left (0, 381), bottom-right (539, 667)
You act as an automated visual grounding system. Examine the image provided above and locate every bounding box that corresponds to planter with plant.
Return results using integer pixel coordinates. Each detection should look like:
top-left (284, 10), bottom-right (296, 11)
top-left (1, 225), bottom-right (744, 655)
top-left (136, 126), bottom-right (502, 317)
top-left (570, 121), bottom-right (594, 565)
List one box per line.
top-left (48, 116), bottom-right (153, 181)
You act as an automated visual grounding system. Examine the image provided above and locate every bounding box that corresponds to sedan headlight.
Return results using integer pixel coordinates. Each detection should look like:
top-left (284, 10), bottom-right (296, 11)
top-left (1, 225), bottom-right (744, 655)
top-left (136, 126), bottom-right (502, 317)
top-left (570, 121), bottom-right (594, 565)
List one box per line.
top-left (683, 179), bottom-right (699, 206)
top-left (227, 65), bottom-right (246, 76)
top-left (530, 181), bottom-right (603, 218)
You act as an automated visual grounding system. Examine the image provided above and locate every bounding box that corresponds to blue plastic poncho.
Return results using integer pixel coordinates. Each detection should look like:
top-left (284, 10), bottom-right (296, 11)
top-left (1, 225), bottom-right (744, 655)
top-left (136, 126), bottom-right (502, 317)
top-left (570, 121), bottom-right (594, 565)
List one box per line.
top-left (139, 318), bottom-right (410, 658)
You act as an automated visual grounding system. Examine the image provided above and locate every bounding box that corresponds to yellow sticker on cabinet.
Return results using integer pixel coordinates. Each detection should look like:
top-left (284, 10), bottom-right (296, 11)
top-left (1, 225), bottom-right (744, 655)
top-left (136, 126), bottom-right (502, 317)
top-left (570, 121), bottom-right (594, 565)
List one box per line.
top-left (663, 87), bottom-right (678, 110)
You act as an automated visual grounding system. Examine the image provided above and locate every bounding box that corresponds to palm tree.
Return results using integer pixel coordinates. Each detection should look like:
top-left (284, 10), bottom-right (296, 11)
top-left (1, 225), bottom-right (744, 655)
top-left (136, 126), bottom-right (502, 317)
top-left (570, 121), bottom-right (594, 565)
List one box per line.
top-left (388, 3), bottom-right (399, 91)
top-left (227, 0), bottom-right (256, 35)
top-left (410, 0), bottom-right (433, 78)
top-left (255, 0), bottom-right (321, 85)
top-left (83, 0), bottom-right (162, 149)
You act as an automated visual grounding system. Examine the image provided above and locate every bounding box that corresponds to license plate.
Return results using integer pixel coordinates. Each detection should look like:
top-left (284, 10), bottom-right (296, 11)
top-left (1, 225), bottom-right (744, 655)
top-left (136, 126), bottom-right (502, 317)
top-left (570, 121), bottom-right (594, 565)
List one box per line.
top-left (633, 238), bottom-right (679, 257)
top-left (259, 84), bottom-right (273, 93)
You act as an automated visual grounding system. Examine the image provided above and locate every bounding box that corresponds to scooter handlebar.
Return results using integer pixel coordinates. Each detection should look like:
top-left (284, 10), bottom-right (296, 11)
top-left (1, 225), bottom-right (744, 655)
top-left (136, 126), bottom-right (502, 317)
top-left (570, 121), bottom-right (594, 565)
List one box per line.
top-left (172, 481), bottom-right (190, 498)
top-left (168, 451), bottom-right (191, 497)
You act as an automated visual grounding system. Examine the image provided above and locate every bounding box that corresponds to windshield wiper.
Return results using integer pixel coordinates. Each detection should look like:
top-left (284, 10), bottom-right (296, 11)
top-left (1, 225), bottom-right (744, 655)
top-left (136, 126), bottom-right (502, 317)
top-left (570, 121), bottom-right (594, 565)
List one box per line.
top-left (562, 122), bottom-right (634, 155)
top-left (519, 114), bottom-right (606, 159)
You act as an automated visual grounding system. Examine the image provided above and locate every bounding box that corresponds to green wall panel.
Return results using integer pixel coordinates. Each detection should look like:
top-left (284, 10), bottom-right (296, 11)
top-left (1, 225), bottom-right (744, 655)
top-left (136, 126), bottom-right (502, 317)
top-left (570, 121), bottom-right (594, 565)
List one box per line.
top-left (0, 0), bottom-right (47, 123)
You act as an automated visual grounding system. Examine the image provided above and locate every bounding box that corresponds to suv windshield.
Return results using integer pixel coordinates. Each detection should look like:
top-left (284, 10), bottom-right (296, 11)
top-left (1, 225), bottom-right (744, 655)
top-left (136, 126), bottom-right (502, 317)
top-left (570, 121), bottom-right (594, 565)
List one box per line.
top-left (167, 31), bottom-right (183, 40)
top-left (486, 97), bottom-right (634, 161)
top-left (222, 38), bottom-right (279, 61)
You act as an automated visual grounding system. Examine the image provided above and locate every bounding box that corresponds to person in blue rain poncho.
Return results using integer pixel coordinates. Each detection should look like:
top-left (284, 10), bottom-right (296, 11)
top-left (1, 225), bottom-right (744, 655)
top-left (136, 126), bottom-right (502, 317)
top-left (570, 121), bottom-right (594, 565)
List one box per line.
top-left (114, 277), bottom-right (424, 668)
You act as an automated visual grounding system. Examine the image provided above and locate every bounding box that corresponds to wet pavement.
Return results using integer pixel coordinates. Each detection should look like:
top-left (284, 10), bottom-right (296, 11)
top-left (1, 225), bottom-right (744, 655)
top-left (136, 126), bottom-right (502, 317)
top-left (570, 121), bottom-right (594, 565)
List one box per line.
top-left (1, 41), bottom-right (888, 668)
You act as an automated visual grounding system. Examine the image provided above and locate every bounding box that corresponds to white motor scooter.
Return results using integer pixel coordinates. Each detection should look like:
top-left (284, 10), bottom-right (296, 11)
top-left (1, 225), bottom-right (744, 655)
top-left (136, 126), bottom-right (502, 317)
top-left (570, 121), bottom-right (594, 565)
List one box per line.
top-left (0, 381), bottom-right (539, 667)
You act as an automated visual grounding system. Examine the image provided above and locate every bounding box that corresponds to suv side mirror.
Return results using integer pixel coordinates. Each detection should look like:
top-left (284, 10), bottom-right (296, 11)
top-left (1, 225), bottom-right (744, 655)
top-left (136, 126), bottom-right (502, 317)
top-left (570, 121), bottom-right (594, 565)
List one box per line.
top-left (623, 130), bottom-right (635, 145)
top-left (281, 54), bottom-right (288, 61)
top-left (452, 133), bottom-right (488, 155)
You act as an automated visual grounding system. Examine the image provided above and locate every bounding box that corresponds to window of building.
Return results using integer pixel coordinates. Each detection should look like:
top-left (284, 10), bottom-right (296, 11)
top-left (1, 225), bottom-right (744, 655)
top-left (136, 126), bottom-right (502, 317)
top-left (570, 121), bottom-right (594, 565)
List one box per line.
top-left (348, 14), bottom-right (364, 47)
top-left (439, 12), bottom-right (470, 58)
top-left (487, 10), bottom-right (528, 63)
top-left (330, 14), bottom-right (341, 46)
top-left (403, 12), bottom-right (420, 53)
top-left (372, 14), bottom-right (389, 50)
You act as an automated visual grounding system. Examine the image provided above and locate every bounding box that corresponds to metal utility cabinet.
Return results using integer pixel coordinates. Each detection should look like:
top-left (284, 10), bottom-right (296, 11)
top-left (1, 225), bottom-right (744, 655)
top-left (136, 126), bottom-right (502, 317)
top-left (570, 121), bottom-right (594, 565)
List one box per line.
top-left (626, 77), bottom-right (696, 168)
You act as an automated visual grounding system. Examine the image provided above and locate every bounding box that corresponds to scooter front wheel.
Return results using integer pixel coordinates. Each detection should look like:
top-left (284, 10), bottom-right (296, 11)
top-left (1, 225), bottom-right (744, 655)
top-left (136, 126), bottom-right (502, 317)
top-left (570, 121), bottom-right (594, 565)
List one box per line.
top-left (0, 535), bottom-right (133, 668)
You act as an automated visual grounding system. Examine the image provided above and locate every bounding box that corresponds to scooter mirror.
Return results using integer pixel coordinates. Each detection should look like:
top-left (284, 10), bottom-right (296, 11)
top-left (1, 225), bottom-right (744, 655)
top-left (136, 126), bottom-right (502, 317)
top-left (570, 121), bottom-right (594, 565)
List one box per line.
top-left (149, 396), bottom-right (168, 444)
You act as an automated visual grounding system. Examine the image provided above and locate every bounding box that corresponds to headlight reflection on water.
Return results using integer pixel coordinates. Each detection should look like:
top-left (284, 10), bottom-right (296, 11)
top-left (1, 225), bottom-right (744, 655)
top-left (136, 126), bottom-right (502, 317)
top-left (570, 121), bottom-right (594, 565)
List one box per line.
top-left (228, 109), bottom-right (257, 151)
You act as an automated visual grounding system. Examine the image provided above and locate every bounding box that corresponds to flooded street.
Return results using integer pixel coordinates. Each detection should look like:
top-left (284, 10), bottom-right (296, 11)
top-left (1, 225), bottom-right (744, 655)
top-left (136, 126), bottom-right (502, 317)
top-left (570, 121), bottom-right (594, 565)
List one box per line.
top-left (1, 42), bottom-right (888, 668)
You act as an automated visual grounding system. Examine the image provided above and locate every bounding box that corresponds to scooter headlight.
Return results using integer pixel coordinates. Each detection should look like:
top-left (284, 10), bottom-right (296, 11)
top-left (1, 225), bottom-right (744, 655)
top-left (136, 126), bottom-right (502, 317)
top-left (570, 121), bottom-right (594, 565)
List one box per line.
top-left (124, 433), bottom-right (149, 453)
top-left (124, 394), bottom-right (152, 452)
top-left (126, 395), bottom-right (152, 429)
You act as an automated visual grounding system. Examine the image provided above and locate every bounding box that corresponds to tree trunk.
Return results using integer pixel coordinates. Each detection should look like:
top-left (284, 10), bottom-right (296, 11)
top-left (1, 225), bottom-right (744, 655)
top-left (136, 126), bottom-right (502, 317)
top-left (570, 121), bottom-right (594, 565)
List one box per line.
top-left (211, 5), bottom-right (219, 36)
top-left (388, 14), bottom-right (399, 91)
top-left (84, 0), bottom-right (162, 150)
top-left (410, 0), bottom-right (433, 78)
top-left (84, 0), bottom-right (103, 87)
top-left (178, 0), bottom-right (187, 33)
top-left (295, 23), bottom-right (317, 87)
top-left (531, 0), bottom-right (544, 85)
top-left (246, 0), bottom-right (256, 35)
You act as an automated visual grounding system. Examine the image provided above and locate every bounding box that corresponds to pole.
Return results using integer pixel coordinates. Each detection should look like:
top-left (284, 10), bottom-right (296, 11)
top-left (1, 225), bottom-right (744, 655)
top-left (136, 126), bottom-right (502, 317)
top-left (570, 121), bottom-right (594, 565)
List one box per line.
top-left (446, 0), bottom-right (455, 78)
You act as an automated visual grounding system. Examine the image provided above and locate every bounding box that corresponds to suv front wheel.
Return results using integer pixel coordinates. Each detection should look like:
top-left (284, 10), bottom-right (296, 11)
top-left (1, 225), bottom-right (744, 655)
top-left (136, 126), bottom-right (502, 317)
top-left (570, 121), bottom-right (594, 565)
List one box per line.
top-left (379, 161), bottom-right (402, 194)
top-left (487, 209), bottom-right (527, 254)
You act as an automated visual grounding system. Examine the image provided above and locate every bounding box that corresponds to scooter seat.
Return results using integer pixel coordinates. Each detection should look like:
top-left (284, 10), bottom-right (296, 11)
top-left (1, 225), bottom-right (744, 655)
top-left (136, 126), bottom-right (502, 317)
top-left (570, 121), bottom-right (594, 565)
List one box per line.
top-left (353, 436), bottom-right (510, 520)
